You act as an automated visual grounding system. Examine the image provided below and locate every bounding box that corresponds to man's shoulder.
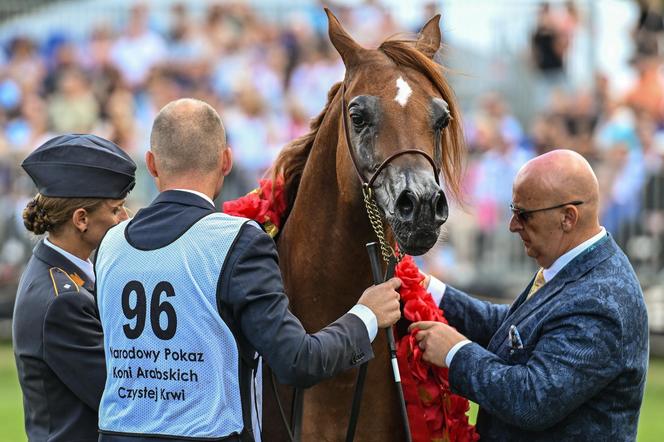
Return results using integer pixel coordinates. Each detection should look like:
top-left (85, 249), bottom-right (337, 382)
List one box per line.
top-left (585, 243), bottom-right (640, 292)
top-left (567, 235), bottom-right (638, 289)
top-left (223, 219), bottom-right (272, 255)
top-left (557, 245), bottom-right (644, 322)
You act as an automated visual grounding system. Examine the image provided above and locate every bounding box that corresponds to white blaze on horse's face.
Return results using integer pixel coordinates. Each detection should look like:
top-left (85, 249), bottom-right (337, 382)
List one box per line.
top-left (394, 76), bottom-right (412, 107)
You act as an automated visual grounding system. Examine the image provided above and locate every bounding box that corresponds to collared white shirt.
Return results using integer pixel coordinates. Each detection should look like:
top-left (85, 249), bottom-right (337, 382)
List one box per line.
top-left (542, 227), bottom-right (607, 283)
top-left (173, 189), bottom-right (380, 341)
top-left (428, 227), bottom-right (608, 367)
top-left (44, 237), bottom-right (95, 284)
top-left (173, 188), bottom-right (216, 207)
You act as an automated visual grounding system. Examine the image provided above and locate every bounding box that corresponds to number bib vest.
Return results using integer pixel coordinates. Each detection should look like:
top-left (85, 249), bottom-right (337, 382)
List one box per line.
top-left (96, 213), bottom-right (258, 440)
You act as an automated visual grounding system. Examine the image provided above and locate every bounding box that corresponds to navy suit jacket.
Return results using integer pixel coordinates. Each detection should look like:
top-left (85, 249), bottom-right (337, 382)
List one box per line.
top-left (442, 234), bottom-right (648, 441)
top-left (99, 190), bottom-right (373, 442)
top-left (13, 241), bottom-right (105, 442)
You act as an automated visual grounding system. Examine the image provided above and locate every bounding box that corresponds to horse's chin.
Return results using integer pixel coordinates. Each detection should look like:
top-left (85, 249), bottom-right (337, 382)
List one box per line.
top-left (390, 221), bottom-right (440, 256)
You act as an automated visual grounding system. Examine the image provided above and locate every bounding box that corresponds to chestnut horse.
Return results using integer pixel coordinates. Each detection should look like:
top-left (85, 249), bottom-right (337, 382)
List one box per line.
top-left (265, 9), bottom-right (465, 442)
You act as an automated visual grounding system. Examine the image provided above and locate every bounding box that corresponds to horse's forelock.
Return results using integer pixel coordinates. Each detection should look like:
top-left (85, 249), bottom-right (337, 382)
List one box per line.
top-left (378, 39), bottom-right (466, 204)
top-left (271, 82), bottom-right (343, 224)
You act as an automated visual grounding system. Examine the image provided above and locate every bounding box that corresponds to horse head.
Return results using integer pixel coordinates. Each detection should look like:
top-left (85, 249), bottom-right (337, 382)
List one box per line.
top-left (327, 9), bottom-right (464, 256)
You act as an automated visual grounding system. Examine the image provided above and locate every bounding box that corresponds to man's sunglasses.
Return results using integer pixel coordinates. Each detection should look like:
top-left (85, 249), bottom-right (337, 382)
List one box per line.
top-left (510, 200), bottom-right (584, 223)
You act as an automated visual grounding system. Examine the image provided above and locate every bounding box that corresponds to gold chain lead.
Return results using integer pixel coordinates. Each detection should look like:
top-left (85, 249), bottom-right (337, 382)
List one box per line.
top-left (362, 185), bottom-right (404, 264)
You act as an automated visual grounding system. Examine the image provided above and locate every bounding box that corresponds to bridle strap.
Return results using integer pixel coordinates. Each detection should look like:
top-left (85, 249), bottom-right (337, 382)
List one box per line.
top-left (340, 82), bottom-right (441, 190)
top-left (367, 149), bottom-right (440, 188)
top-left (340, 82), bottom-right (365, 185)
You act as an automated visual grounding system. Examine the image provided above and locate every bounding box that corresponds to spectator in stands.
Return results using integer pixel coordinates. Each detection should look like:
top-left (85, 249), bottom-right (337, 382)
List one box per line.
top-left (531, 2), bottom-right (566, 76)
top-left (625, 52), bottom-right (664, 124)
top-left (5, 37), bottom-right (45, 94)
top-left (48, 67), bottom-right (100, 133)
top-left (110, 3), bottom-right (166, 89)
top-left (595, 108), bottom-right (646, 238)
top-left (530, 2), bottom-right (569, 110)
top-left (633, 0), bottom-right (664, 59)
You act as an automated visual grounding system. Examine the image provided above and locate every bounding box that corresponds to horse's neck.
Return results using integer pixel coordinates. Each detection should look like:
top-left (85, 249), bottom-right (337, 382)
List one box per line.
top-left (277, 112), bottom-right (376, 328)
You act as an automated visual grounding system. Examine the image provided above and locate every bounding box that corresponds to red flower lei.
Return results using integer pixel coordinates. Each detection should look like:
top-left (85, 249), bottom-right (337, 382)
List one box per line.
top-left (395, 256), bottom-right (479, 442)
top-left (224, 179), bottom-right (478, 442)
top-left (223, 178), bottom-right (286, 238)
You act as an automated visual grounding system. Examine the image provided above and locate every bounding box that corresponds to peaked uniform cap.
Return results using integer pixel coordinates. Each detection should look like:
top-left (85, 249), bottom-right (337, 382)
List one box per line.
top-left (22, 134), bottom-right (136, 199)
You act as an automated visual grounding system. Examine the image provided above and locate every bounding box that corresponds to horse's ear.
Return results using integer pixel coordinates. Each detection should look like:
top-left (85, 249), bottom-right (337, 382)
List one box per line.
top-left (325, 8), bottom-right (364, 69)
top-left (416, 14), bottom-right (441, 59)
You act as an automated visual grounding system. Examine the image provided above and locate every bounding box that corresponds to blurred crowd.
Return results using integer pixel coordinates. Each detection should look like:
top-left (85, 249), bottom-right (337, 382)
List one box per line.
top-left (417, 0), bottom-right (664, 286)
top-left (0, 0), bottom-right (663, 294)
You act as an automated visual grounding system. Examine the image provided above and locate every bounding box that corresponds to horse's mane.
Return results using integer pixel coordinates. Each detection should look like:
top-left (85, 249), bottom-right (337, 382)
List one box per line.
top-left (271, 82), bottom-right (342, 222)
top-left (271, 38), bottom-right (465, 227)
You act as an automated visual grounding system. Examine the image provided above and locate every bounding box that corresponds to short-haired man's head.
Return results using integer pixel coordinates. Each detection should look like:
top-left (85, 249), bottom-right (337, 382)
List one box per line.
top-left (150, 98), bottom-right (226, 176)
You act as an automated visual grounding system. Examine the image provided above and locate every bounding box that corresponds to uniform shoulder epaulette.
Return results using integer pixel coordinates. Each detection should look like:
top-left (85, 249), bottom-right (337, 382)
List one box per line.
top-left (48, 267), bottom-right (80, 296)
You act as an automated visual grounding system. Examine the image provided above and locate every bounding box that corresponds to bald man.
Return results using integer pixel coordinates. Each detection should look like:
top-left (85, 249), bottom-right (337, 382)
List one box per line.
top-left (412, 150), bottom-right (648, 441)
top-left (93, 98), bottom-right (402, 442)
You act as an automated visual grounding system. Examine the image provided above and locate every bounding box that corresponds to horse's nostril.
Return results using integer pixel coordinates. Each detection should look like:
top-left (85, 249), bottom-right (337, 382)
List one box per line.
top-left (396, 190), bottom-right (416, 220)
top-left (434, 190), bottom-right (449, 223)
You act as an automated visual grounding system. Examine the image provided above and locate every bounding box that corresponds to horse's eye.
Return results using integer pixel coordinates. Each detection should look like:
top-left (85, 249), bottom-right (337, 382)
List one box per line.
top-left (436, 112), bottom-right (451, 130)
top-left (350, 113), bottom-right (366, 129)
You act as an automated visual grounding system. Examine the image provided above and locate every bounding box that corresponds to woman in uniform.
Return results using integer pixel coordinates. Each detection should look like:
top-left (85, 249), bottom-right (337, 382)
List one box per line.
top-left (12, 134), bottom-right (136, 442)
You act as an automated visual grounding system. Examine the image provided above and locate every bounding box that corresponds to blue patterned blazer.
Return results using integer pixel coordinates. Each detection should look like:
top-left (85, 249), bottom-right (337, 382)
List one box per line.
top-left (442, 234), bottom-right (648, 441)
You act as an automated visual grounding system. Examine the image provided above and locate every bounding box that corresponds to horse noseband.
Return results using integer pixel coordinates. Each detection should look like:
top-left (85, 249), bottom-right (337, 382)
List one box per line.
top-left (340, 82), bottom-right (441, 190)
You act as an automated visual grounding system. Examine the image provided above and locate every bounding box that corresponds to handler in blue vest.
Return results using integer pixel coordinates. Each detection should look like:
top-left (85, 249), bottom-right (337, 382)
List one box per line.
top-left (95, 98), bottom-right (402, 442)
top-left (13, 134), bottom-right (136, 442)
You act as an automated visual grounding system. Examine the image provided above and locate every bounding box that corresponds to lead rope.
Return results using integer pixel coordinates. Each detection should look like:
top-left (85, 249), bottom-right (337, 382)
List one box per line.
top-left (345, 188), bottom-right (411, 442)
top-left (362, 185), bottom-right (404, 264)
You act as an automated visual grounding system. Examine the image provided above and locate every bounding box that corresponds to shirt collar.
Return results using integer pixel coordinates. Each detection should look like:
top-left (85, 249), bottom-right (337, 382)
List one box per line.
top-left (173, 189), bottom-right (216, 207)
top-left (43, 237), bottom-right (95, 284)
top-left (543, 227), bottom-right (607, 282)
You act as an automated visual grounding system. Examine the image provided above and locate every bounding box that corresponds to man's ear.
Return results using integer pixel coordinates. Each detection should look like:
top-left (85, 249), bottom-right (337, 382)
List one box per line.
top-left (221, 147), bottom-right (233, 177)
top-left (146, 151), bottom-right (158, 178)
top-left (72, 208), bottom-right (88, 233)
top-left (561, 206), bottom-right (579, 232)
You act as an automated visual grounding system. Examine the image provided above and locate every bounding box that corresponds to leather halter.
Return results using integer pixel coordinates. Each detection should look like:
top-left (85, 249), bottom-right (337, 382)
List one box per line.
top-left (340, 82), bottom-right (441, 189)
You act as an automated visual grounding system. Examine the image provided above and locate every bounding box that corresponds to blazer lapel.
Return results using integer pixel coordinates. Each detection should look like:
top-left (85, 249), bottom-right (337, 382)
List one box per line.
top-left (506, 278), bottom-right (534, 316)
top-left (488, 234), bottom-right (617, 351)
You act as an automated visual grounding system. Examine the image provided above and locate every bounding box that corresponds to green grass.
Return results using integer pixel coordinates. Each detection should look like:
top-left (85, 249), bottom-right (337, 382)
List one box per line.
top-left (0, 343), bottom-right (25, 442)
top-left (465, 358), bottom-right (664, 440)
top-left (638, 358), bottom-right (664, 441)
top-left (0, 342), bottom-right (662, 441)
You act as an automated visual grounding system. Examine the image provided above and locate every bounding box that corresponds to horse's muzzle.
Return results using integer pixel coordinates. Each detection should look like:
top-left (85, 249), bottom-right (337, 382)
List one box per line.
top-left (394, 188), bottom-right (448, 225)
top-left (390, 187), bottom-right (448, 255)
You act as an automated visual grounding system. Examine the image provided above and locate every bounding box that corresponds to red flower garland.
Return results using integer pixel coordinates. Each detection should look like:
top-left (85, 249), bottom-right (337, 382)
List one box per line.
top-left (223, 178), bottom-right (286, 238)
top-left (395, 256), bottom-right (478, 442)
top-left (224, 179), bottom-right (478, 442)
